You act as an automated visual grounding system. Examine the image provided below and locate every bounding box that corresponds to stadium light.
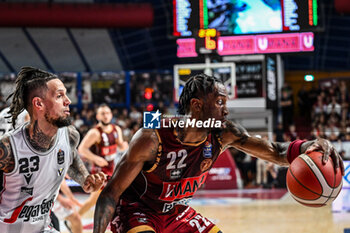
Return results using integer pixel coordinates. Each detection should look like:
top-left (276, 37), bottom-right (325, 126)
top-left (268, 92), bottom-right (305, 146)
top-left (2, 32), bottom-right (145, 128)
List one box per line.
top-left (304, 75), bottom-right (314, 82)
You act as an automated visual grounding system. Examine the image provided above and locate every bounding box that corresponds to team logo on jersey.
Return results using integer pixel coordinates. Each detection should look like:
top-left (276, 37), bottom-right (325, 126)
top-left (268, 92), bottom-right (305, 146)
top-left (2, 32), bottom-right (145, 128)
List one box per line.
top-left (20, 187), bottom-right (33, 196)
top-left (203, 141), bottom-right (212, 158)
top-left (143, 110), bottom-right (161, 129)
top-left (58, 168), bottom-right (64, 176)
top-left (170, 169), bottom-right (182, 180)
top-left (200, 159), bottom-right (213, 172)
top-left (57, 149), bottom-right (65, 165)
top-left (24, 173), bottom-right (33, 184)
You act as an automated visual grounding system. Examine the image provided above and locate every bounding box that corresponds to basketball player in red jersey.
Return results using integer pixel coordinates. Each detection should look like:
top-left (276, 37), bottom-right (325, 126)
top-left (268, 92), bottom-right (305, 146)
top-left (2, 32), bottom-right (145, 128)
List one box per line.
top-left (93, 74), bottom-right (344, 233)
top-left (78, 104), bottom-right (127, 216)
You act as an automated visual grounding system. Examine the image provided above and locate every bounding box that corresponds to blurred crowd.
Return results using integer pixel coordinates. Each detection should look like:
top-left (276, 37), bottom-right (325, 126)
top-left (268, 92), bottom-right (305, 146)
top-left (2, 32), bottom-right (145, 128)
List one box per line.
top-left (279, 80), bottom-right (350, 142)
top-left (233, 79), bottom-right (350, 189)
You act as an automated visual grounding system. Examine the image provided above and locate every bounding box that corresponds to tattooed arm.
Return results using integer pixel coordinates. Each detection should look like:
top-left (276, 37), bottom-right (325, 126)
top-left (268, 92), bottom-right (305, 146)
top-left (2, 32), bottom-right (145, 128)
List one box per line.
top-left (220, 121), bottom-right (343, 170)
top-left (67, 125), bottom-right (106, 193)
top-left (0, 136), bottom-right (15, 173)
top-left (220, 121), bottom-right (297, 166)
top-left (93, 128), bottom-right (159, 233)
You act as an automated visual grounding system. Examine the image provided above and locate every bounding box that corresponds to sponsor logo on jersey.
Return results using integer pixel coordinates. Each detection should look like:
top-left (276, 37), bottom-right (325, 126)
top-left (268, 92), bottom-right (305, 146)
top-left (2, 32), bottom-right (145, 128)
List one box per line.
top-left (57, 167), bottom-right (64, 176)
top-left (162, 198), bottom-right (192, 213)
top-left (203, 141), bottom-right (212, 158)
top-left (170, 169), bottom-right (182, 180)
top-left (101, 144), bottom-right (118, 156)
top-left (19, 196), bottom-right (55, 222)
top-left (24, 173), bottom-right (33, 184)
top-left (159, 172), bottom-right (208, 202)
top-left (57, 149), bottom-right (65, 165)
top-left (4, 195), bottom-right (55, 223)
top-left (20, 187), bottom-right (33, 196)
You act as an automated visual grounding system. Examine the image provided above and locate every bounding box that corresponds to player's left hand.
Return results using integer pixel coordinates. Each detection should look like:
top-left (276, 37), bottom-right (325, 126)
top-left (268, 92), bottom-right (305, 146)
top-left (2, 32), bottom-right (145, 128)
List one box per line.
top-left (82, 172), bottom-right (107, 193)
top-left (306, 138), bottom-right (344, 175)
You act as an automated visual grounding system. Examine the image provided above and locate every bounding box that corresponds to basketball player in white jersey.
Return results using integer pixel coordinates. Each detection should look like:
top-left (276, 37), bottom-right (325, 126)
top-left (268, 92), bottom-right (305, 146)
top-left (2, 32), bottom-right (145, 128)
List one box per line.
top-left (0, 104), bottom-right (82, 233)
top-left (0, 67), bottom-right (106, 233)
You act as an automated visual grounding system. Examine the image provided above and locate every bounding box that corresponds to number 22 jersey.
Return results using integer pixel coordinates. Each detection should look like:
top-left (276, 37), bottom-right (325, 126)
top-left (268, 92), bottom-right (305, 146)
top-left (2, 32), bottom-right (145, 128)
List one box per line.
top-left (121, 127), bottom-right (223, 214)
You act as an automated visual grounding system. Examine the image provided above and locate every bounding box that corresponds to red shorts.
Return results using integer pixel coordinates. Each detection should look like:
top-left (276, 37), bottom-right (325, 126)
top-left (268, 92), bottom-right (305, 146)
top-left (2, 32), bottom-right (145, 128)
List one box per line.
top-left (110, 202), bottom-right (221, 233)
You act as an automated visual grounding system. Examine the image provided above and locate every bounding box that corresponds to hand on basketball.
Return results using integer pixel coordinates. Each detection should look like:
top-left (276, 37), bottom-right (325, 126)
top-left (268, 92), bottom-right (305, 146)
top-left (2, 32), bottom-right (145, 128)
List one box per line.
top-left (305, 138), bottom-right (344, 175)
top-left (83, 172), bottom-right (107, 193)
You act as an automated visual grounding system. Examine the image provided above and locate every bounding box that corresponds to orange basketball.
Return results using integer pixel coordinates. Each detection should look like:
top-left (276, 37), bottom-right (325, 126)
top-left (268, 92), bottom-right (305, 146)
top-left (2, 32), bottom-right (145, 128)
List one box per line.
top-left (286, 151), bottom-right (343, 207)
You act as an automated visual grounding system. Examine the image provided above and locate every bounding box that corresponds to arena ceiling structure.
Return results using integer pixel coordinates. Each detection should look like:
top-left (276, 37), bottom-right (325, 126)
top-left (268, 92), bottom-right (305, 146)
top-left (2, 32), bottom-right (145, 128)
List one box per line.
top-left (0, 0), bottom-right (349, 73)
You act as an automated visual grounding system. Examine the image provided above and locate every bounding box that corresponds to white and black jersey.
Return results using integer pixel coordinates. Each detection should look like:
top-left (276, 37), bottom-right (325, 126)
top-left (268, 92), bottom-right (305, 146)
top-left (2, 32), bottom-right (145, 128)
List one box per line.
top-left (0, 123), bottom-right (72, 233)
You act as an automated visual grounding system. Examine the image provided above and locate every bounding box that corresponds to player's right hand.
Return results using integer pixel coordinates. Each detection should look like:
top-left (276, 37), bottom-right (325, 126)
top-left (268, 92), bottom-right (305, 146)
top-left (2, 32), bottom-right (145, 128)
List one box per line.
top-left (94, 156), bottom-right (108, 167)
top-left (305, 138), bottom-right (344, 175)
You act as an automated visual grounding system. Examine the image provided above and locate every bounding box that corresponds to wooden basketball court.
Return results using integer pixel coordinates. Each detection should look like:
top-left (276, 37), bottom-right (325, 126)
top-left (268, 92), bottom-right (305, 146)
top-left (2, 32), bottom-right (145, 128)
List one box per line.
top-left (61, 188), bottom-right (350, 233)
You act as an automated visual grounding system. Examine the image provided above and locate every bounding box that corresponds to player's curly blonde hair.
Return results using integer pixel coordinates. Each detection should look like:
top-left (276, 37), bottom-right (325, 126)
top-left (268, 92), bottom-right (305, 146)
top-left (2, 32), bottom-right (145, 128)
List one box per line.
top-left (6, 67), bottom-right (58, 128)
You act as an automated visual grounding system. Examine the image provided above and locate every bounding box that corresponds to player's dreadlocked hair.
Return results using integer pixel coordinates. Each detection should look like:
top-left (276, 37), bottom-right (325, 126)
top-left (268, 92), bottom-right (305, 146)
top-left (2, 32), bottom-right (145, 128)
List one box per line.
top-left (6, 67), bottom-right (58, 128)
top-left (178, 73), bottom-right (221, 115)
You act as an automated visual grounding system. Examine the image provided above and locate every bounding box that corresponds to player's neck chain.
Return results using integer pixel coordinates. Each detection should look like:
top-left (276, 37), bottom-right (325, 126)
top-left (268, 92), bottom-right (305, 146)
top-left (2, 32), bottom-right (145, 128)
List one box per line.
top-left (25, 122), bottom-right (56, 152)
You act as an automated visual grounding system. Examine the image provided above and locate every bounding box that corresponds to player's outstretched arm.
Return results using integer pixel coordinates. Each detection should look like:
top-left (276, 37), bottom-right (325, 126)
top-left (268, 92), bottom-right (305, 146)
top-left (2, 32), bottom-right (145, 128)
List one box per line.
top-left (220, 121), bottom-right (289, 165)
top-left (0, 136), bottom-right (15, 173)
top-left (67, 126), bottom-right (106, 192)
top-left (93, 128), bottom-right (159, 233)
top-left (220, 121), bottom-right (344, 173)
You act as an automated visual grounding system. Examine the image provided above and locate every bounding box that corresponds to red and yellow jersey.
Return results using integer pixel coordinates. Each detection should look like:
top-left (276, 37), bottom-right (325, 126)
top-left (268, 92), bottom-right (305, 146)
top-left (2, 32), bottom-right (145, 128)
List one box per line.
top-left (121, 127), bottom-right (223, 214)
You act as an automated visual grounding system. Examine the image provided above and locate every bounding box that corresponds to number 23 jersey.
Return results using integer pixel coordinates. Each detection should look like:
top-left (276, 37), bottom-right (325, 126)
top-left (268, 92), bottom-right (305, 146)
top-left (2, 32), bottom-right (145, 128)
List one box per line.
top-left (0, 123), bottom-right (72, 233)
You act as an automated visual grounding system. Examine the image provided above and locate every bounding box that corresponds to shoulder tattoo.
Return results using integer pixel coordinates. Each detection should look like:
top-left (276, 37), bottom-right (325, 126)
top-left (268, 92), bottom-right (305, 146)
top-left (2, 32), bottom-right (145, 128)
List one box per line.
top-left (149, 130), bottom-right (160, 156)
top-left (0, 137), bottom-right (15, 173)
top-left (68, 126), bottom-right (80, 149)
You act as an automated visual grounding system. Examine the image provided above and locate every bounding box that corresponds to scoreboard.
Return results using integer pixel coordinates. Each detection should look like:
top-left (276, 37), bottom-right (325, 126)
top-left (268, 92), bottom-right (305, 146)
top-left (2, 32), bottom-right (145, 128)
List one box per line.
top-left (173, 0), bottom-right (320, 37)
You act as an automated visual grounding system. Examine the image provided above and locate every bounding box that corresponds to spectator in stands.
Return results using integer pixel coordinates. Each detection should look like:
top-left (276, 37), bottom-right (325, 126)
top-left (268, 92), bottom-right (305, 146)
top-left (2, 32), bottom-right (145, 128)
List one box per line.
top-left (325, 119), bottom-right (340, 141)
top-left (129, 106), bottom-right (142, 123)
top-left (297, 86), bottom-right (309, 117)
top-left (73, 113), bottom-right (85, 129)
top-left (312, 94), bottom-right (327, 119)
top-left (326, 96), bottom-right (341, 117)
top-left (280, 86), bottom-right (294, 130)
top-left (284, 124), bottom-right (299, 141)
top-left (339, 91), bottom-right (349, 122)
top-left (274, 122), bottom-right (285, 142)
